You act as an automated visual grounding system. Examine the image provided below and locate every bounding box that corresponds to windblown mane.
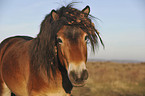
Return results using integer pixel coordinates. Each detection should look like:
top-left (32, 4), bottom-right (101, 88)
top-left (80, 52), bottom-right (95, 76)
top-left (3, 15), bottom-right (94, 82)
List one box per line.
top-left (30, 4), bottom-right (104, 79)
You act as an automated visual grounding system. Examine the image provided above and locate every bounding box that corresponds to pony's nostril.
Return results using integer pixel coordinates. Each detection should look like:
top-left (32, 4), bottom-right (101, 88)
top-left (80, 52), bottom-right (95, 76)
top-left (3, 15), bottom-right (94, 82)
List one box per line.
top-left (81, 70), bottom-right (88, 80)
top-left (69, 71), bottom-right (77, 81)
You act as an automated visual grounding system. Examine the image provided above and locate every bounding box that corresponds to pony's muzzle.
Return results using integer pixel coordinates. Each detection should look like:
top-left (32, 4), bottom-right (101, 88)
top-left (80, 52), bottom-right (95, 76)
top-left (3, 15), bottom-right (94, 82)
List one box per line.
top-left (69, 70), bottom-right (88, 87)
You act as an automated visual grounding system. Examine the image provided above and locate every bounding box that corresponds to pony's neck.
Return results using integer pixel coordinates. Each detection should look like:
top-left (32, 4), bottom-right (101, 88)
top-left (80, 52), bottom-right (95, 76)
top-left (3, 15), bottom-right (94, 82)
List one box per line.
top-left (30, 38), bottom-right (73, 94)
top-left (30, 37), bottom-right (57, 78)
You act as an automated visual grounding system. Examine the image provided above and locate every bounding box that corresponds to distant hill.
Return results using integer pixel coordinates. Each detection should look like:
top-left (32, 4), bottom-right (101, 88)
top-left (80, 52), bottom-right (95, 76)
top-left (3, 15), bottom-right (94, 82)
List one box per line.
top-left (87, 58), bottom-right (144, 63)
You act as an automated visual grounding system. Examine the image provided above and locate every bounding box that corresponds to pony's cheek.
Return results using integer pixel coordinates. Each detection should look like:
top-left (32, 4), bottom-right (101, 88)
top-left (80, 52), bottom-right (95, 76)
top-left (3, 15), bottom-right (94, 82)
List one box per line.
top-left (58, 46), bottom-right (68, 68)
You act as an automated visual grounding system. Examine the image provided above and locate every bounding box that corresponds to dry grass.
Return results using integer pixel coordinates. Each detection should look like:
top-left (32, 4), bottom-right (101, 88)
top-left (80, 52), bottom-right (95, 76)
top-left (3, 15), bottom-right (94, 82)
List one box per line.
top-left (72, 62), bottom-right (145, 96)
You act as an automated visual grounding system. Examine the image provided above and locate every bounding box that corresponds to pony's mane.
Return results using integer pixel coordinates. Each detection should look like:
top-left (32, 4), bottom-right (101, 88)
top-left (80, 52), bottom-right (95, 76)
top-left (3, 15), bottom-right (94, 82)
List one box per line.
top-left (30, 4), bottom-right (104, 79)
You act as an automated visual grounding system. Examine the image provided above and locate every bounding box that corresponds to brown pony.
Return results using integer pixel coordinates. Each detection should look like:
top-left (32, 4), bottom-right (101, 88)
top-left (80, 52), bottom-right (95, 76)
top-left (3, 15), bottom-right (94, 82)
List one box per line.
top-left (0, 4), bottom-right (104, 96)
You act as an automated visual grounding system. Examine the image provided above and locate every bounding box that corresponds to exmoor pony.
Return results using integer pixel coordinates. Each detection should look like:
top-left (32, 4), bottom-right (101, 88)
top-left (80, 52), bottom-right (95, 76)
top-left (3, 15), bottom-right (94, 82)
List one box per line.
top-left (0, 4), bottom-right (104, 96)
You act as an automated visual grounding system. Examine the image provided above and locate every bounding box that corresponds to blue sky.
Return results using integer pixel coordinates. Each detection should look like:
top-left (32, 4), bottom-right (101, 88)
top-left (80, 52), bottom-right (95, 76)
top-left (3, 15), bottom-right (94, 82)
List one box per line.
top-left (0, 0), bottom-right (145, 61)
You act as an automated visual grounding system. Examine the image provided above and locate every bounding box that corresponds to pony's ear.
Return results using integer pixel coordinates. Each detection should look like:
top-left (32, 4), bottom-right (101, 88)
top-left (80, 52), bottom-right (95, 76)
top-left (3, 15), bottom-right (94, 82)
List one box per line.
top-left (51, 10), bottom-right (59, 21)
top-left (82, 6), bottom-right (90, 15)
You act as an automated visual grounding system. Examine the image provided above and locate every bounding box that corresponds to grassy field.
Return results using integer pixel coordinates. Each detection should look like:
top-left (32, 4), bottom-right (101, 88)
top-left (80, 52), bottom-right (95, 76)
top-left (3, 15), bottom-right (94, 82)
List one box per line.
top-left (72, 61), bottom-right (145, 96)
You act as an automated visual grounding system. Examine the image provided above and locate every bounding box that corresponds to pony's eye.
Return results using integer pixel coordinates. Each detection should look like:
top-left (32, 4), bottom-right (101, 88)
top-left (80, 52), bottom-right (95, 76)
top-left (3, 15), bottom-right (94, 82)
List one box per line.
top-left (57, 38), bottom-right (63, 44)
